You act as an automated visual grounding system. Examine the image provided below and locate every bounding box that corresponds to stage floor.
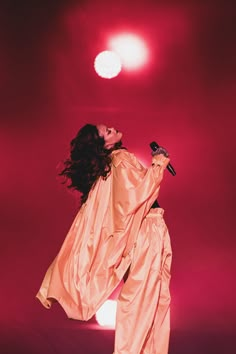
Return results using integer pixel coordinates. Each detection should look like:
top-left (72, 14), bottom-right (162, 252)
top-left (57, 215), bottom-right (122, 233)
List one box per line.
top-left (1, 320), bottom-right (235, 354)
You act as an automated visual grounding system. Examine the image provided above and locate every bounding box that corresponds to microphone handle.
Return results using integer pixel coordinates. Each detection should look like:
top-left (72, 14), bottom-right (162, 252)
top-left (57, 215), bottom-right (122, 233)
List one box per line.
top-left (166, 163), bottom-right (176, 176)
top-left (150, 141), bottom-right (176, 176)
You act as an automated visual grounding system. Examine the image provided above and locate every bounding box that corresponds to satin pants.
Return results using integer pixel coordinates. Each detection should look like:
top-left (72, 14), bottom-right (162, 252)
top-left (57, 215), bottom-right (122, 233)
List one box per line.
top-left (114, 209), bottom-right (172, 354)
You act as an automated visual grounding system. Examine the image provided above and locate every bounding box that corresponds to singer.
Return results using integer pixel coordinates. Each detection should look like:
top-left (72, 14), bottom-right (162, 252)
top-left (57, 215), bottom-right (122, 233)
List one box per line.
top-left (36, 123), bottom-right (172, 354)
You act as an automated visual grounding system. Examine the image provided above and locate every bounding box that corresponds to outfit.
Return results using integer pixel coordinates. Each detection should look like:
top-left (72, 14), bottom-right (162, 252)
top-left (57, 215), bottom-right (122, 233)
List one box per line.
top-left (36, 149), bottom-right (172, 354)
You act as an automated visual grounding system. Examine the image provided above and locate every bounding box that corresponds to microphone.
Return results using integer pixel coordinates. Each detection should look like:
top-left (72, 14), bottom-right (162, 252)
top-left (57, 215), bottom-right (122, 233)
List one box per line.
top-left (150, 141), bottom-right (176, 176)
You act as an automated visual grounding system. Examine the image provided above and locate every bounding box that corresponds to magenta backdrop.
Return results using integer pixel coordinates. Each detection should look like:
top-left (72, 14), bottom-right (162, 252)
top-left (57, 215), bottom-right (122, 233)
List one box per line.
top-left (0, 1), bottom-right (235, 353)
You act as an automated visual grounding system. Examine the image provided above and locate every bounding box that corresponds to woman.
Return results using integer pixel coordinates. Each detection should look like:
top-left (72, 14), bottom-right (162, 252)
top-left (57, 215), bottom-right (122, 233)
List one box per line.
top-left (36, 123), bottom-right (172, 354)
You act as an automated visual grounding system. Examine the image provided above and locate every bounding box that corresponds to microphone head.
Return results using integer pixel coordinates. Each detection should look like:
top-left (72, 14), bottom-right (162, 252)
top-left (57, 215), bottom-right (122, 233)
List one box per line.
top-left (150, 141), bottom-right (160, 151)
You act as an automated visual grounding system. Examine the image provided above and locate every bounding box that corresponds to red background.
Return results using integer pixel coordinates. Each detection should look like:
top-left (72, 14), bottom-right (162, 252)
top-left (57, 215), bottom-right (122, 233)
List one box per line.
top-left (0, 1), bottom-right (235, 353)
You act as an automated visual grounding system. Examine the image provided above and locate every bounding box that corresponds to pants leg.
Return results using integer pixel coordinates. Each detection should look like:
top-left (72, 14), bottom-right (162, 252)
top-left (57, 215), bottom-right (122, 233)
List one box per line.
top-left (113, 209), bottom-right (172, 354)
top-left (141, 232), bottom-right (172, 354)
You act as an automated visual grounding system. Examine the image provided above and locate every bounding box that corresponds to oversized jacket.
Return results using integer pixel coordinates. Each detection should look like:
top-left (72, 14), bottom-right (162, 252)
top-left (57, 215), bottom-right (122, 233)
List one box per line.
top-left (36, 149), bottom-right (167, 320)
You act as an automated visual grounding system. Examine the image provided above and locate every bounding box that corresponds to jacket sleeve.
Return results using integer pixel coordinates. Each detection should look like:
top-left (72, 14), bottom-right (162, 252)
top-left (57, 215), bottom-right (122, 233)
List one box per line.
top-left (112, 150), bottom-right (169, 216)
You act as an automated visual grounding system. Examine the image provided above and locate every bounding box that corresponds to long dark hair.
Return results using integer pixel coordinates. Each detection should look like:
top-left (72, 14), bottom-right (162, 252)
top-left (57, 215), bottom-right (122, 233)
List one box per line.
top-left (59, 124), bottom-right (122, 204)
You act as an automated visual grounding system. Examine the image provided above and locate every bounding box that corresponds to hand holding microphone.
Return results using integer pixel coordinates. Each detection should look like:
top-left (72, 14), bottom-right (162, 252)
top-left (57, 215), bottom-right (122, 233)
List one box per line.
top-left (150, 141), bottom-right (176, 176)
top-left (151, 146), bottom-right (169, 158)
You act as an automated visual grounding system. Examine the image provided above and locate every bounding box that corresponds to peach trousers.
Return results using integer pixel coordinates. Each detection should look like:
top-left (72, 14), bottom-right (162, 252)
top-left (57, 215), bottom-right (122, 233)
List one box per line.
top-left (114, 208), bottom-right (172, 354)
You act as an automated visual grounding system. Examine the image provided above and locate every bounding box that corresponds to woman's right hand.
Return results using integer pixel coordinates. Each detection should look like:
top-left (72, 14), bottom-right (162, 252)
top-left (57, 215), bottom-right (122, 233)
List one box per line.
top-left (152, 153), bottom-right (170, 170)
top-left (151, 146), bottom-right (169, 158)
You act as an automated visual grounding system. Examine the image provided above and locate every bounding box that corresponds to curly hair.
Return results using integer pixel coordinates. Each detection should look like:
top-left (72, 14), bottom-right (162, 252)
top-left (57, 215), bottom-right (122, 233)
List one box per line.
top-left (59, 124), bottom-right (122, 204)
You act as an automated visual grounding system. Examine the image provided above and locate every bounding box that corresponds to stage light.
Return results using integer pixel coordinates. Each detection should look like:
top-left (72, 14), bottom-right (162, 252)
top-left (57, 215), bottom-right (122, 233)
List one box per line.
top-left (95, 300), bottom-right (117, 328)
top-left (108, 33), bottom-right (149, 70)
top-left (94, 50), bottom-right (122, 79)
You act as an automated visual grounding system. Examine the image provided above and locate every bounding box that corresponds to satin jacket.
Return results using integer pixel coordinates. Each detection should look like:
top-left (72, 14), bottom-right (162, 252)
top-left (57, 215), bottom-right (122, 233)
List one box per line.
top-left (36, 149), bottom-right (168, 320)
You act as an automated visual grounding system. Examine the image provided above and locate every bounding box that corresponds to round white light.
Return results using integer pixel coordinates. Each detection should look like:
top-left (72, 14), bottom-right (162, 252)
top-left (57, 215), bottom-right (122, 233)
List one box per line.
top-left (94, 50), bottom-right (122, 79)
top-left (95, 300), bottom-right (117, 328)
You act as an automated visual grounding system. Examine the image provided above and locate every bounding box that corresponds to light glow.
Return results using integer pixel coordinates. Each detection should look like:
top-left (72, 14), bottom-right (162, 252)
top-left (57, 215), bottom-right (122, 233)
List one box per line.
top-left (108, 33), bottom-right (149, 70)
top-left (95, 300), bottom-right (117, 328)
top-left (94, 50), bottom-right (122, 79)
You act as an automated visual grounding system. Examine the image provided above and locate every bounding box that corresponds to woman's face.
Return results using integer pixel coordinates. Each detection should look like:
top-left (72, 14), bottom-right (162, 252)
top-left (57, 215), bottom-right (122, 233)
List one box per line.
top-left (97, 124), bottom-right (122, 149)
